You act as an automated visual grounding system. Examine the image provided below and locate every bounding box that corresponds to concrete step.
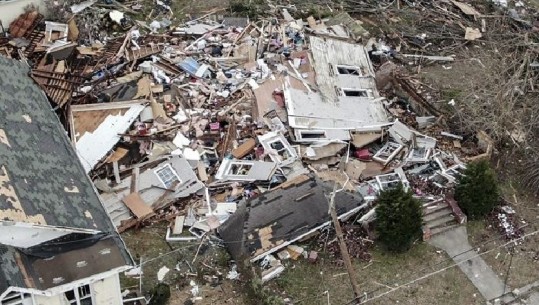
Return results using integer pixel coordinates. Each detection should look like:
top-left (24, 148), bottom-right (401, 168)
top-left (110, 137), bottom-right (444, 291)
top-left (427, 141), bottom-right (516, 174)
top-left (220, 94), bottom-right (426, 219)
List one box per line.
top-left (426, 214), bottom-right (456, 229)
top-left (422, 199), bottom-right (445, 209)
top-left (423, 207), bottom-right (452, 222)
top-left (430, 223), bottom-right (459, 236)
top-left (423, 203), bottom-right (450, 215)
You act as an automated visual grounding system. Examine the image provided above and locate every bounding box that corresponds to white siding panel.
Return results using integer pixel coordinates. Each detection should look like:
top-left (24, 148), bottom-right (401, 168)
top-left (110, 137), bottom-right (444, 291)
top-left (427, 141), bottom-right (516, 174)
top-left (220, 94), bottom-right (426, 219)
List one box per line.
top-left (92, 275), bottom-right (122, 305)
top-left (33, 294), bottom-right (66, 305)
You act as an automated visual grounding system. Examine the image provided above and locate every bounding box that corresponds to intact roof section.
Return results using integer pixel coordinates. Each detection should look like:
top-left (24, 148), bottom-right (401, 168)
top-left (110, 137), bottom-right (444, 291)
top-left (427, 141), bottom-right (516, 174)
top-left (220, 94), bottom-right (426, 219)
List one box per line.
top-left (0, 57), bottom-right (115, 231)
top-left (0, 235), bottom-right (132, 292)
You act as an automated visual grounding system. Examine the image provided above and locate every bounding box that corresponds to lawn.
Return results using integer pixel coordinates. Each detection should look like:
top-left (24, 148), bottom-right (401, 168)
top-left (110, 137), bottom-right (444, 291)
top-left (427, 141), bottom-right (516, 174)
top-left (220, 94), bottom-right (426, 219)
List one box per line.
top-left (276, 242), bottom-right (483, 305)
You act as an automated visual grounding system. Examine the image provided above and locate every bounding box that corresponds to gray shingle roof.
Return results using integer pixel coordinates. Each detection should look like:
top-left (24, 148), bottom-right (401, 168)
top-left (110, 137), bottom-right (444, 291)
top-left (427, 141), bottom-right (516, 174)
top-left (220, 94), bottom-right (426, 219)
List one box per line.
top-left (0, 57), bottom-right (133, 293)
top-left (219, 175), bottom-right (364, 260)
top-left (0, 57), bottom-right (115, 231)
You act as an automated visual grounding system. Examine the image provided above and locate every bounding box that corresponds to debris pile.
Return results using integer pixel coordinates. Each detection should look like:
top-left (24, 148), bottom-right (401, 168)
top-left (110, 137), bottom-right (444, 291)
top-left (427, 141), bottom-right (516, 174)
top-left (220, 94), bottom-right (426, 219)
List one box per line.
top-left (319, 225), bottom-right (373, 264)
top-left (0, 0), bottom-right (522, 296)
top-left (488, 206), bottom-right (525, 241)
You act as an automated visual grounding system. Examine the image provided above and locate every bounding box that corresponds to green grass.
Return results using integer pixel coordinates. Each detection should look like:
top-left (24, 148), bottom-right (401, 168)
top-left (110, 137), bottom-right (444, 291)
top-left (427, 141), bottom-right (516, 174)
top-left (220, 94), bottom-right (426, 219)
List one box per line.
top-left (275, 242), bottom-right (483, 305)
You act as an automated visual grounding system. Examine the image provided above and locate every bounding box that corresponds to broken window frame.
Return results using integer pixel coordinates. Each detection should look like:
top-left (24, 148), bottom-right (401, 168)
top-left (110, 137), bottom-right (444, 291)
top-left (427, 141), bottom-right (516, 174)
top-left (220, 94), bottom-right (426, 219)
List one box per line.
top-left (335, 64), bottom-right (362, 76)
top-left (64, 284), bottom-right (92, 305)
top-left (375, 168), bottom-right (409, 192)
top-left (226, 161), bottom-right (254, 178)
top-left (44, 21), bottom-right (69, 46)
top-left (375, 174), bottom-right (404, 191)
top-left (373, 142), bottom-right (403, 165)
top-left (441, 164), bottom-right (465, 183)
top-left (340, 88), bottom-right (370, 97)
top-left (429, 164), bottom-right (466, 188)
top-left (406, 147), bottom-right (432, 163)
top-left (267, 138), bottom-right (295, 163)
top-left (154, 164), bottom-right (181, 189)
top-left (295, 129), bottom-right (328, 142)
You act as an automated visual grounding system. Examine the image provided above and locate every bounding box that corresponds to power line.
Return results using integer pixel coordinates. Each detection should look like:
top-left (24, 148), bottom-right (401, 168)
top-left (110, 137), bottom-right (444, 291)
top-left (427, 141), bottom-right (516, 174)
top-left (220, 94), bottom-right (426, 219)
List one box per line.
top-left (356, 228), bottom-right (539, 304)
top-left (354, 223), bottom-right (530, 300)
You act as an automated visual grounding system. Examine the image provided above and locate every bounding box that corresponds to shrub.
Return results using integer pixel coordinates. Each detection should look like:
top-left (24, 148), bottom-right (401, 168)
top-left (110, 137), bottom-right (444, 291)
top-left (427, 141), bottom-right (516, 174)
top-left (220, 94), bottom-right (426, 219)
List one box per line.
top-left (375, 184), bottom-right (423, 253)
top-left (148, 283), bottom-right (171, 305)
top-left (455, 160), bottom-right (499, 220)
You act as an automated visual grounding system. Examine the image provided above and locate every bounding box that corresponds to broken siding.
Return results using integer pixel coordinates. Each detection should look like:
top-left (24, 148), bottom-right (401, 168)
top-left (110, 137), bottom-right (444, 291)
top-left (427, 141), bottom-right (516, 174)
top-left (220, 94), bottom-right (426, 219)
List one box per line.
top-left (284, 84), bottom-right (389, 130)
top-left (70, 100), bottom-right (149, 143)
top-left (76, 104), bottom-right (145, 173)
top-left (99, 192), bottom-right (132, 228)
top-left (309, 36), bottom-right (377, 102)
top-left (101, 156), bottom-right (203, 223)
top-left (33, 294), bottom-right (64, 305)
top-left (91, 274), bottom-right (122, 305)
top-left (284, 37), bottom-right (389, 131)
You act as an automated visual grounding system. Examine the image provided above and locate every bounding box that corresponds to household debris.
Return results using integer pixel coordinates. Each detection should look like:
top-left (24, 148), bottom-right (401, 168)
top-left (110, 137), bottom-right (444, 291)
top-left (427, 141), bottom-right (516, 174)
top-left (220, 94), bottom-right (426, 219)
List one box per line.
top-left (0, 1), bottom-right (514, 299)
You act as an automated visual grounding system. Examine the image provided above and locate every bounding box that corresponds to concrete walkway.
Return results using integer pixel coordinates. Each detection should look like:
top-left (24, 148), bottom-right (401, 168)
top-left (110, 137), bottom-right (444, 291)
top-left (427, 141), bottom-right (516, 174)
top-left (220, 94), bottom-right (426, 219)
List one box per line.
top-left (428, 226), bottom-right (507, 301)
top-left (501, 280), bottom-right (539, 305)
top-left (528, 292), bottom-right (539, 305)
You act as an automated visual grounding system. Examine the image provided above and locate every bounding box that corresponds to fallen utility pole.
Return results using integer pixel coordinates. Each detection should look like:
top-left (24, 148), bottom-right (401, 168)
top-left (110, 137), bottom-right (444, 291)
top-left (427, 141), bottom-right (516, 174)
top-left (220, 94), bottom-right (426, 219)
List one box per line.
top-left (328, 166), bottom-right (361, 303)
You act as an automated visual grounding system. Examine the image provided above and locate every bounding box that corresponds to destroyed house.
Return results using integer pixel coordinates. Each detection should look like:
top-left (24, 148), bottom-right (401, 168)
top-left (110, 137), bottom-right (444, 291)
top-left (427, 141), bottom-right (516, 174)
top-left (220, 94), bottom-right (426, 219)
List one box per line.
top-left (285, 36), bottom-right (390, 142)
top-left (0, 57), bottom-right (133, 304)
top-left (219, 175), bottom-right (365, 262)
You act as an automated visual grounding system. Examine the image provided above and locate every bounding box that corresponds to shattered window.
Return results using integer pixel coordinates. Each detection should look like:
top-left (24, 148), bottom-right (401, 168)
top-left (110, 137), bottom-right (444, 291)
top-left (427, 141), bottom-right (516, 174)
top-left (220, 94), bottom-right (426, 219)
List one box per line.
top-left (155, 164), bottom-right (181, 188)
top-left (229, 163), bottom-right (252, 176)
top-left (336, 65), bottom-right (361, 76)
top-left (269, 140), bottom-right (291, 161)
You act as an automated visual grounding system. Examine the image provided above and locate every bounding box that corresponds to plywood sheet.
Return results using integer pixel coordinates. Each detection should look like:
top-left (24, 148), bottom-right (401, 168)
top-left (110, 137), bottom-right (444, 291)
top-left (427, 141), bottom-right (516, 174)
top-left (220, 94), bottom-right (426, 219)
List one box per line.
top-left (105, 147), bottom-right (128, 163)
top-left (122, 192), bottom-right (154, 219)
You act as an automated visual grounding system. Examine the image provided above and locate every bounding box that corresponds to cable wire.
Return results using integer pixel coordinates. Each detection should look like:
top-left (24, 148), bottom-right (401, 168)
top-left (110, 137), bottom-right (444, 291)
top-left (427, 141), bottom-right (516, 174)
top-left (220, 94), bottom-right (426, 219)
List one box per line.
top-left (356, 228), bottom-right (539, 304)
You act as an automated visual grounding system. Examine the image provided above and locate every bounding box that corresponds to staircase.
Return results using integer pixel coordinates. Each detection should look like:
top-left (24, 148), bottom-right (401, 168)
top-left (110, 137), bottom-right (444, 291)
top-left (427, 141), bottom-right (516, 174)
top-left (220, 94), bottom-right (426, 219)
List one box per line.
top-left (422, 198), bottom-right (462, 240)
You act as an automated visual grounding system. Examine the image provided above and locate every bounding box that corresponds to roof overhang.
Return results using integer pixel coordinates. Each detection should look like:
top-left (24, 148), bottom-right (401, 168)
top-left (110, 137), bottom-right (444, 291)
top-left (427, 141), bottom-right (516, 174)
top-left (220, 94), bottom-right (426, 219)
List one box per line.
top-left (0, 221), bottom-right (100, 248)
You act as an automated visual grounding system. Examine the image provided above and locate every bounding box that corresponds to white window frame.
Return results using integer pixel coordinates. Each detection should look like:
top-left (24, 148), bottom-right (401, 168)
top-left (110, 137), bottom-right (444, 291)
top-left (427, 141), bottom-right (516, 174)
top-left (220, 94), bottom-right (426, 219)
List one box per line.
top-left (340, 88), bottom-right (371, 98)
top-left (296, 130), bottom-right (328, 142)
top-left (226, 161), bottom-right (253, 178)
top-left (63, 284), bottom-right (93, 305)
top-left (406, 147), bottom-right (432, 163)
top-left (44, 21), bottom-right (69, 46)
top-left (375, 168), bottom-right (409, 191)
top-left (335, 64), bottom-right (362, 76)
top-left (154, 164), bottom-right (181, 188)
top-left (78, 284), bottom-right (92, 304)
top-left (373, 142), bottom-right (403, 165)
top-left (267, 139), bottom-right (295, 163)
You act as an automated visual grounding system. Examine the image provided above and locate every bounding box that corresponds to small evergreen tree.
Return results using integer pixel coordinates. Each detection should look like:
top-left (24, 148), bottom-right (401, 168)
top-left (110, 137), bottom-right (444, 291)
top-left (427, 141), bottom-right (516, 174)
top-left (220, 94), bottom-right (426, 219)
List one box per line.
top-left (455, 160), bottom-right (499, 220)
top-left (148, 283), bottom-right (171, 305)
top-left (375, 184), bottom-right (423, 253)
